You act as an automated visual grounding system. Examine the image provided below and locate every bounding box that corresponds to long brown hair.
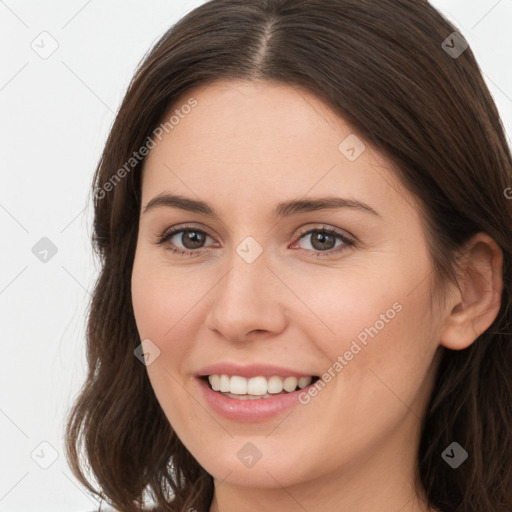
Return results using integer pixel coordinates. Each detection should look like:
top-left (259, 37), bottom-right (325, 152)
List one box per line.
top-left (65, 1), bottom-right (512, 511)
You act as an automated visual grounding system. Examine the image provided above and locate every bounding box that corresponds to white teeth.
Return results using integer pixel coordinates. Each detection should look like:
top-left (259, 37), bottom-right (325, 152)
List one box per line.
top-left (283, 376), bottom-right (298, 392)
top-left (298, 376), bottom-right (312, 389)
top-left (219, 374), bottom-right (230, 392)
top-left (229, 376), bottom-right (247, 395)
top-left (207, 374), bottom-right (314, 396)
top-left (247, 376), bottom-right (267, 395)
top-left (267, 375), bottom-right (284, 394)
top-left (209, 374), bottom-right (220, 391)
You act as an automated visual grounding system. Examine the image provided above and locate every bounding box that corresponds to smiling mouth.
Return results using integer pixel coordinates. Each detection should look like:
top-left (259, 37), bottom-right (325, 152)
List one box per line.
top-left (201, 374), bottom-right (321, 399)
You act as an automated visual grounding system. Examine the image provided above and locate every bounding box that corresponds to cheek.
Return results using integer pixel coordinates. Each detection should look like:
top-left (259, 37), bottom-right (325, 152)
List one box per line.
top-left (131, 254), bottom-right (205, 430)
top-left (292, 256), bottom-right (438, 404)
top-left (288, 262), bottom-right (424, 347)
top-left (131, 251), bottom-right (201, 342)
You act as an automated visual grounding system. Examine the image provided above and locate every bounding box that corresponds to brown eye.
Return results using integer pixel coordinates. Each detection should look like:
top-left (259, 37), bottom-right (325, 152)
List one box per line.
top-left (294, 226), bottom-right (354, 257)
top-left (175, 229), bottom-right (208, 250)
top-left (159, 227), bottom-right (214, 255)
top-left (305, 230), bottom-right (337, 251)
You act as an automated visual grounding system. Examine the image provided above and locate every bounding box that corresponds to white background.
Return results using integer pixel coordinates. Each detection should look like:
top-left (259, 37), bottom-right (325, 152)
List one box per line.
top-left (1, 1), bottom-right (511, 511)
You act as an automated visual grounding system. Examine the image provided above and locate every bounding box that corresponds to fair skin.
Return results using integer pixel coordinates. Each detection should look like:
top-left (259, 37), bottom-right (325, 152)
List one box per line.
top-left (130, 80), bottom-right (502, 512)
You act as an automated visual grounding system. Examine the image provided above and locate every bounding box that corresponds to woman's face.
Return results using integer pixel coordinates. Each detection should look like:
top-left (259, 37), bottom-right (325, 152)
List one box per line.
top-left (131, 80), bottom-right (445, 490)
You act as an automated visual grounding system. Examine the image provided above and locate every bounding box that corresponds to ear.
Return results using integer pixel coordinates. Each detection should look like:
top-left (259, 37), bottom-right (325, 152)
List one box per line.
top-left (440, 232), bottom-right (503, 350)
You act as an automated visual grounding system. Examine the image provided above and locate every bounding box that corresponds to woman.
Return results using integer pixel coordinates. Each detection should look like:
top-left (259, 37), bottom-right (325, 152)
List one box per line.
top-left (65, 1), bottom-right (512, 511)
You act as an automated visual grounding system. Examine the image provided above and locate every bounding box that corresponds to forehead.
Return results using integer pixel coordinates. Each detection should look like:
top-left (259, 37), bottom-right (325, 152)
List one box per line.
top-left (149, 79), bottom-right (352, 164)
top-left (141, 80), bottom-right (415, 219)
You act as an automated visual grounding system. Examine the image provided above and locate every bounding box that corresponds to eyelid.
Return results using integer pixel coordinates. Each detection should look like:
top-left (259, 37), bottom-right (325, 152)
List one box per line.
top-left (294, 224), bottom-right (355, 243)
top-left (158, 223), bottom-right (354, 242)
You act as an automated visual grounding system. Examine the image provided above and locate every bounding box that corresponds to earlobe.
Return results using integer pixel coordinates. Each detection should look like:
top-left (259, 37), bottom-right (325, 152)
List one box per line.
top-left (439, 233), bottom-right (503, 351)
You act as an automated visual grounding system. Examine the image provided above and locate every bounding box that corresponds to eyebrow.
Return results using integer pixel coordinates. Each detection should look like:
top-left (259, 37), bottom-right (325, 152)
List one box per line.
top-left (143, 193), bottom-right (381, 219)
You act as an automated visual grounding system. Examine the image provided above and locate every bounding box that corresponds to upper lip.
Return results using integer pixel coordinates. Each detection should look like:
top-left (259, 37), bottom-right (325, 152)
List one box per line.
top-left (196, 362), bottom-right (318, 379)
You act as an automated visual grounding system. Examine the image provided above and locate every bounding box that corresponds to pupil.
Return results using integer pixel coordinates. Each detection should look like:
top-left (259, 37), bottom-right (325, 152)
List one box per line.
top-left (313, 231), bottom-right (334, 250)
top-left (184, 230), bottom-right (204, 249)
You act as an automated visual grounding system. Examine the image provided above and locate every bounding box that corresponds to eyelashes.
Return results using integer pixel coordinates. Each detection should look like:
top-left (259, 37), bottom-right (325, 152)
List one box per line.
top-left (158, 225), bottom-right (216, 257)
top-left (292, 226), bottom-right (355, 257)
top-left (156, 224), bottom-right (355, 258)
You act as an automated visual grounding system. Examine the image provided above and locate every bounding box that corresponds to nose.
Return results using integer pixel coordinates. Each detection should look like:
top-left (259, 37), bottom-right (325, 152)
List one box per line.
top-left (204, 243), bottom-right (288, 343)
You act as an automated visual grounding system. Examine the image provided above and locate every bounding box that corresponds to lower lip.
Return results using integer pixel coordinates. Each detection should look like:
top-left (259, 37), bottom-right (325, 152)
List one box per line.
top-left (196, 377), bottom-right (316, 422)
